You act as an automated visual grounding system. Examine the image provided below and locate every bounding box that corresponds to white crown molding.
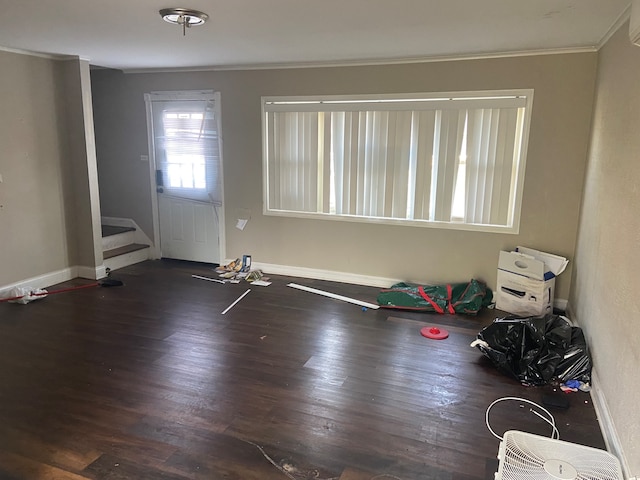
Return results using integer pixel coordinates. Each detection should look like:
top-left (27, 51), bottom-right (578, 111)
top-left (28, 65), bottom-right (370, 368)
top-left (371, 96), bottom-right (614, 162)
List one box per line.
top-left (123, 46), bottom-right (598, 74)
top-left (1, 42), bottom-right (598, 74)
top-left (598, 4), bottom-right (632, 49)
top-left (60, 55), bottom-right (91, 63)
top-left (0, 45), bottom-right (74, 61)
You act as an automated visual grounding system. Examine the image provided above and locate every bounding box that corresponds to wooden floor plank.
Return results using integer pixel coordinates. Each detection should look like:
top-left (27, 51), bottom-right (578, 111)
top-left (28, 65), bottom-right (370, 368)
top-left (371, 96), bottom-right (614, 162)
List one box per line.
top-left (0, 451), bottom-right (92, 480)
top-left (0, 259), bottom-right (606, 480)
top-left (0, 425), bottom-right (101, 473)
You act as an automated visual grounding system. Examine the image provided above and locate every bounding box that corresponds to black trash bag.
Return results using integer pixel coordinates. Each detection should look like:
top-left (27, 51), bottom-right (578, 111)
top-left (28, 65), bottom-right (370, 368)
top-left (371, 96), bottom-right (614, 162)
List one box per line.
top-left (555, 327), bottom-right (592, 383)
top-left (473, 314), bottom-right (591, 386)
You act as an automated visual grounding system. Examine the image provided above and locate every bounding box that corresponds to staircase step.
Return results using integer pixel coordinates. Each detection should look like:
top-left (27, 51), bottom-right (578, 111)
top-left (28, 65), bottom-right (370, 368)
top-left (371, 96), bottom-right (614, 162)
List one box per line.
top-left (102, 224), bottom-right (137, 251)
top-left (103, 243), bottom-right (151, 272)
top-left (104, 243), bottom-right (149, 260)
top-left (102, 225), bottom-right (135, 237)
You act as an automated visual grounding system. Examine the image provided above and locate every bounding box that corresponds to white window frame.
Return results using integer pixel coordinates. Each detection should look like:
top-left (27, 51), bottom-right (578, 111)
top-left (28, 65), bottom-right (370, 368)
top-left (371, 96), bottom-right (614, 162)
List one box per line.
top-left (262, 90), bottom-right (534, 234)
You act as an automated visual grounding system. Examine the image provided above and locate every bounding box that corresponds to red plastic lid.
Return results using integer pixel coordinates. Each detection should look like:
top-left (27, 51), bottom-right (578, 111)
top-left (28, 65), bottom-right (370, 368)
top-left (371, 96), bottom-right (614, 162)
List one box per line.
top-left (420, 326), bottom-right (449, 340)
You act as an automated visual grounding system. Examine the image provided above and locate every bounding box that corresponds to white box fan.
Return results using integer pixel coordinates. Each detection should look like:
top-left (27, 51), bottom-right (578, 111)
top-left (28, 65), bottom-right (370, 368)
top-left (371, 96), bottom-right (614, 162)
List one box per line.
top-left (496, 430), bottom-right (624, 480)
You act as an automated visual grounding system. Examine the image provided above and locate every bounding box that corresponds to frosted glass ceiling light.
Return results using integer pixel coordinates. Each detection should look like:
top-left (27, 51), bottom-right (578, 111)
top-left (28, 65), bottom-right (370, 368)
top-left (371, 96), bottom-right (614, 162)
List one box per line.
top-left (160, 8), bottom-right (209, 36)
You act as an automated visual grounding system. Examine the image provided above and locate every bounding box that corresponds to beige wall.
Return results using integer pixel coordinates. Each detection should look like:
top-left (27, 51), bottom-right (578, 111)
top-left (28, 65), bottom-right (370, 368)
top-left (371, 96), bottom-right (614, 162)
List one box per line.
top-left (0, 51), bottom-right (102, 287)
top-left (0, 51), bottom-right (72, 286)
top-left (92, 52), bottom-right (598, 300)
top-left (570, 23), bottom-right (640, 475)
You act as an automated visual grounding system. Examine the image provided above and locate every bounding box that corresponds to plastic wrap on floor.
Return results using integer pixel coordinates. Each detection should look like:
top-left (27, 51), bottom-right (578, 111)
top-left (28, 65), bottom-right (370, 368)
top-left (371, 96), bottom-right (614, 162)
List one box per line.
top-left (472, 314), bottom-right (592, 386)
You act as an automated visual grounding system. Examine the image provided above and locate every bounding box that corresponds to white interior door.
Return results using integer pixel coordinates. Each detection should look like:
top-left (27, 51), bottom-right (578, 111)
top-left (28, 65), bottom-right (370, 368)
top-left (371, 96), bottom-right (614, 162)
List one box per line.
top-left (146, 90), bottom-right (224, 264)
top-left (157, 195), bottom-right (219, 263)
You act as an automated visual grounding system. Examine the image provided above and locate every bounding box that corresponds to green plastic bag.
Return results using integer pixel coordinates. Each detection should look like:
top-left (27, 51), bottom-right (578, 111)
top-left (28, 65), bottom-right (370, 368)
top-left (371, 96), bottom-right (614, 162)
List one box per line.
top-left (377, 279), bottom-right (492, 315)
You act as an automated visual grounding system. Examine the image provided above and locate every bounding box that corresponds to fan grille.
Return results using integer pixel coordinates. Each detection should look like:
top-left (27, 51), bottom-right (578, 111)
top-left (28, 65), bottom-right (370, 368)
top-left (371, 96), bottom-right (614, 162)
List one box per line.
top-left (496, 431), bottom-right (623, 480)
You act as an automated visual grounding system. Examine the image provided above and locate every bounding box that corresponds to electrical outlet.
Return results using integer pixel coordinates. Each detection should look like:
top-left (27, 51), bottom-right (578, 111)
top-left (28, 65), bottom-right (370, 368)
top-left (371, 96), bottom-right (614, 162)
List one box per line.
top-left (140, 155), bottom-right (149, 162)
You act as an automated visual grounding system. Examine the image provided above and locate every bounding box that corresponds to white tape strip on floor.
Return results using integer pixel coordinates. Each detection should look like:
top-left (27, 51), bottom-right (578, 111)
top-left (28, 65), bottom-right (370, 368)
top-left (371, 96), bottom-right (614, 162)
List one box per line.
top-left (222, 288), bottom-right (251, 315)
top-left (287, 283), bottom-right (379, 309)
top-left (192, 274), bottom-right (226, 284)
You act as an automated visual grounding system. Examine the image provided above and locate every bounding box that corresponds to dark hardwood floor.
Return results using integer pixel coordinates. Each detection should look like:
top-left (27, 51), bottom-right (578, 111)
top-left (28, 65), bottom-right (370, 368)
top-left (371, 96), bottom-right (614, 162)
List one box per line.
top-left (0, 260), bottom-right (605, 480)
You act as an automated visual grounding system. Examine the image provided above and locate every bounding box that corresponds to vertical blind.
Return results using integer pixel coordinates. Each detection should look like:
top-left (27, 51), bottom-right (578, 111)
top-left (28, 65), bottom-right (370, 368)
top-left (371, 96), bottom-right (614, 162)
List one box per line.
top-left (263, 92), bottom-right (531, 230)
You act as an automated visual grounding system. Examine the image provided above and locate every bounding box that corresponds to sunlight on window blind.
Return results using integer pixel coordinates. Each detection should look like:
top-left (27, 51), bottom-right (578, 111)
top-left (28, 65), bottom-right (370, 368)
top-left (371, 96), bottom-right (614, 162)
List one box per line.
top-left (263, 92), bottom-right (531, 232)
top-left (149, 97), bottom-right (222, 205)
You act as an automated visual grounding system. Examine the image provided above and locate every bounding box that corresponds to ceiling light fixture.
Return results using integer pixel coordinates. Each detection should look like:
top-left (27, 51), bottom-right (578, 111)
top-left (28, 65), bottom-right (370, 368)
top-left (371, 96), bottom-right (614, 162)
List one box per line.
top-left (159, 8), bottom-right (209, 36)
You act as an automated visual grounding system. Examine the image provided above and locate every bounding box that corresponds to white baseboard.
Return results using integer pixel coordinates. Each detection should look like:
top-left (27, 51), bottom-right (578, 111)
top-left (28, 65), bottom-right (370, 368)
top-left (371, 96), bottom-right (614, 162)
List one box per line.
top-left (77, 265), bottom-right (108, 280)
top-left (231, 260), bottom-right (581, 301)
top-left (589, 368), bottom-right (631, 478)
top-left (0, 267), bottom-right (76, 298)
top-left (554, 297), bottom-right (568, 311)
top-left (230, 259), bottom-right (572, 300)
top-left (0, 265), bottom-right (111, 298)
top-left (565, 302), bottom-right (631, 478)
top-left (229, 259), bottom-right (402, 288)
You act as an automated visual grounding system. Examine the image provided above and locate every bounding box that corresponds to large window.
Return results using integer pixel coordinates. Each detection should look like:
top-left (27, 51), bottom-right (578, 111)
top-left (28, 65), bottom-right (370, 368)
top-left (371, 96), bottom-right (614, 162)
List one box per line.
top-left (262, 90), bottom-right (533, 233)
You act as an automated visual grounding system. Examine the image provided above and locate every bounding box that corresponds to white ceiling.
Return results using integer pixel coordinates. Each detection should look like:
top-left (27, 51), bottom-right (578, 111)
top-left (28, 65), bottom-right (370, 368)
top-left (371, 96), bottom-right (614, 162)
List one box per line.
top-left (0, 0), bottom-right (631, 71)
